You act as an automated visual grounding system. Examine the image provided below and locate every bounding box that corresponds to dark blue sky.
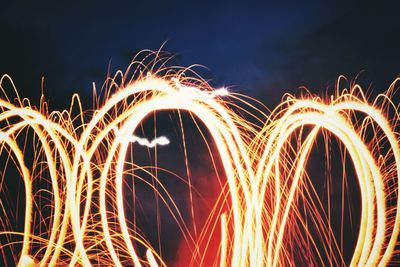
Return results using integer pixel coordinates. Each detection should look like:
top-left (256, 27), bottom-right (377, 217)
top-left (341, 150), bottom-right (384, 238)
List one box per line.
top-left (1, 0), bottom-right (399, 107)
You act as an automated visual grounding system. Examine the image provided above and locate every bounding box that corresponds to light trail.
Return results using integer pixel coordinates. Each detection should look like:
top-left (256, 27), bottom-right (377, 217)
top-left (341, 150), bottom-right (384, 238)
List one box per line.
top-left (0, 65), bottom-right (399, 266)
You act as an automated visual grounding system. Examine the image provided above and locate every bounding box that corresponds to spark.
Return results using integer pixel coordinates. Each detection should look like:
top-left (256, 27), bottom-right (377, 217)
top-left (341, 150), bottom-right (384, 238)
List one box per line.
top-left (0, 64), bottom-right (399, 267)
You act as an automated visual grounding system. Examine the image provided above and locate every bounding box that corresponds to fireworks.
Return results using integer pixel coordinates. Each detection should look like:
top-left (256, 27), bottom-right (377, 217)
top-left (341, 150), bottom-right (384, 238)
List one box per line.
top-left (0, 62), bottom-right (399, 266)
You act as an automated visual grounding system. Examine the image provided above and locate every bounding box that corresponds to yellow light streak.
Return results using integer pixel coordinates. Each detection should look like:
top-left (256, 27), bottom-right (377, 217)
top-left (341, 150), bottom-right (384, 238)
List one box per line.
top-left (0, 65), bottom-right (399, 266)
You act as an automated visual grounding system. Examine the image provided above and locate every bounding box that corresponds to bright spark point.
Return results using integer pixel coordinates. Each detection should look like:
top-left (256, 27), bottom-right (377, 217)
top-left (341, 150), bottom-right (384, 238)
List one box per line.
top-left (210, 87), bottom-right (229, 97)
top-left (129, 135), bottom-right (170, 148)
top-left (112, 126), bottom-right (169, 148)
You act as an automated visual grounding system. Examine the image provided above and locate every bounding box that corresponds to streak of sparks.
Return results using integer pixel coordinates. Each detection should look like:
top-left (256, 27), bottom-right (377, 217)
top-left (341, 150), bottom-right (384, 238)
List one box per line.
top-left (0, 64), bottom-right (399, 266)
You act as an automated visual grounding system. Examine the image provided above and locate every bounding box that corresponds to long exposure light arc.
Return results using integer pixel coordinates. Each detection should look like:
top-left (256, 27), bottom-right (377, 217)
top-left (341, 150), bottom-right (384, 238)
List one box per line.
top-left (0, 66), bottom-right (399, 266)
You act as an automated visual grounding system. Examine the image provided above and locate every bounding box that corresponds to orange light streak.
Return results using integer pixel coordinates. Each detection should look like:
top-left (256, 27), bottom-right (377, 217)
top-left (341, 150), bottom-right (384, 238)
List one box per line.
top-left (0, 64), bottom-right (399, 266)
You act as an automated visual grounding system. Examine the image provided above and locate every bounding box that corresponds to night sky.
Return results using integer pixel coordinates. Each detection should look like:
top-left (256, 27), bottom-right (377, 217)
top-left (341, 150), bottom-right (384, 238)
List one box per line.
top-left (1, 0), bottom-right (400, 265)
top-left (1, 0), bottom-right (399, 107)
